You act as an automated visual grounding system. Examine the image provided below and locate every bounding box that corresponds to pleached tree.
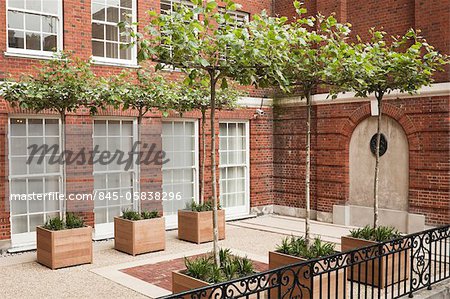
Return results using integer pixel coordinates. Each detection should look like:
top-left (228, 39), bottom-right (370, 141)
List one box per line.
top-left (1, 52), bottom-right (98, 220)
top-left (97, 70), bottom-right (176, 212)
top-left (262, 2), bottom-right (355, 247)
top-left (171, 79), bottom-right (241, 205)
top-left (122, 0), bottom-right (290, 265)
top-left (342, 29), bottom-right (449, 228)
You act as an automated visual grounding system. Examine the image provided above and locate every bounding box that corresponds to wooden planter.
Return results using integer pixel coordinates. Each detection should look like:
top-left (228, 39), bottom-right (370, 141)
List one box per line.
top-left (341, 236), bottom-right (409, 288)
top-left (36, 226), bottom-right (93, 270)
top-left (177, 209), bottom-right (225, 244)
top-left (114, 217), bottom-right (165, 256)
top-left (172, 270), bottom-right (263, 299)
top-left (269, 251), bottom-right (345, 299)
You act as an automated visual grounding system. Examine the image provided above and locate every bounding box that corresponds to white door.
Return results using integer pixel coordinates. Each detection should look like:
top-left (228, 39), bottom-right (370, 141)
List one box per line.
top-left (9, 118), bottom-right (63, 249)
top-left (219, 121), bottom-right (250, 219)
top-left (162, 120), bottom-right (198, 229)
top-left (93, 119), bottom-right (136, 239)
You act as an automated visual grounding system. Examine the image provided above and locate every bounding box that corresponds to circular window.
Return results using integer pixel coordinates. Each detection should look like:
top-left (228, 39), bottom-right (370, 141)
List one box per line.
top-left (370, 133), bottom-right (388, 157)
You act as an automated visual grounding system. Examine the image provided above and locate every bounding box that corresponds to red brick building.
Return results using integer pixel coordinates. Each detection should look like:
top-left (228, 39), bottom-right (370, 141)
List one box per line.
top-left (0, 0), bottom-right (448, 251)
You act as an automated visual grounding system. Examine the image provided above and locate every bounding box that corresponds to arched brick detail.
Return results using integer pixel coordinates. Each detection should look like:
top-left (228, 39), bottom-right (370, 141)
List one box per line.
top-left (341, 101), bottom-right (421, 208)
top-left (341, 102), bottom-right (419, 150)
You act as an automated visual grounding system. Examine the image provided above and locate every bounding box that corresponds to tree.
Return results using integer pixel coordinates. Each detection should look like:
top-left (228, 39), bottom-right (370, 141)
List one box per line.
top-left (343, 29), bottom-right (449, 228)
top-left (97, 70), bottom-right (176, 212)
top-left (124, 0), bottom-right (288, 265)
top-left (172, 79), bottom-right (240, 204)
top-left (265, 2), bottom-right (354, 247)
top-left (1, 52), bottom-right (98, 219)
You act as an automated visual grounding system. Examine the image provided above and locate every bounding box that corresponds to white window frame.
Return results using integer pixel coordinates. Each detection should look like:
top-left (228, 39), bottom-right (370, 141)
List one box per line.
top-left (5, 0), bottom-right (64, 59)
top-left (219, 120), bottom-right (250, 220)
top-left (161, 119), bottom-right (199, 229)
top-left (8, 116), bottom-right (63, 248)
top-left (219, 9), bottom-right (250, 27)
top-left (92, 117), bottom-right (138, 239)
top-left (91, 0), bottom-right (138, 66)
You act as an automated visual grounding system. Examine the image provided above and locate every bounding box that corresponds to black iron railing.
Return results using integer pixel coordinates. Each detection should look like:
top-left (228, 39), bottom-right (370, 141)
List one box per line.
top-left (159, 224), bottom-right (450, 298)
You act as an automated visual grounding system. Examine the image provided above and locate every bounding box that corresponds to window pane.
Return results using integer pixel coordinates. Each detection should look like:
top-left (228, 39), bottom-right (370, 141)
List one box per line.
top-left (119, 26), bottom-right (131, 42)
top-left (108, 121), bottom-right (120, 136)
top-left (8, 0), bottom-right (25, 9)
top-left (8, 30), bottom-right (25, 49)
top-left (29, 186), bottom-right (44, 214)
top-left (92, 4), bottom-right (106, 21)
top-left (120, 8), bottom-right (132, 22)
top-left (94, 174), bottom-right (107, 189)
top-left (95, 208), bottom-right (107, 224)
top-left (106, 6), bottom-right (119, 23)
top-left (29, 119), bottom-right (43, 136)
top-left (26, 0), bottom-right (41, 11)
top-left (42, 16), bottom-right (58, 34)
top-left (46, 156), bottom-right (60, 173)
top-left (8, 11), bottom-right (24, 29)
top-left (94, 120), bottom-right (107, 136)
top-left (29, 157), bottom-right (45, 174)
top-left (45, 119), bottom-right (59, 136)
top-left (11, 138), bottom-right (27, 155)
top-left (106, 42), bottom-right (118, 58)
top-left (107, 173), bottom-right (120, 189)
top-left (10, 118), bottom-right (26, 136)
top-left (28, 137), bottom-right (43, 152)
top-left (12, 216), bottom-right (28, 234)
top-left (107, 0), bottom-right (120, 6)
top-left (92, 23), bottom-right (104, 39)
top-left (26, 32), bottom-right (41, 50)
top-left (120, 0), bottom-right (132, 8)
top-left (30, 214), bottom-right (44, 232)
top-left (122, 121), bottom-right (133, 136)
top-left (25, 14), bottom-right (41, 31)
top-left (108, 206), bottom-right (120, 222)
top-left (43, 0), bottom-right (59, 15)
top-left (92, 40), bottom-right (105, 57)
top-left (105, 25), bottom-right (118, 41)
top-left (11, 157), bottom-right (27, 175)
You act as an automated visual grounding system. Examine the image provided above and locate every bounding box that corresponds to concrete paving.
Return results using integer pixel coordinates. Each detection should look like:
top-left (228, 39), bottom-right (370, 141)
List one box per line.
top-left (0, 215), bottom-right (376, 298)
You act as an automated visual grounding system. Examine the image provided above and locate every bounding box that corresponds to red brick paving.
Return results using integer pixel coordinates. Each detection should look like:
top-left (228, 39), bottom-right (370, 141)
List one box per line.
top-left (121, 254), bottom-right (268, 292)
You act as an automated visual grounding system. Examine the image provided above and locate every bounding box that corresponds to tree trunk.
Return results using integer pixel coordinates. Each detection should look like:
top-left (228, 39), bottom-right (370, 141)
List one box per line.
top-left (305, 91), bottom-right (312, 248)
top-left (200, 109), bottom-right (206, 204)
top-left (137, 114), bottom-right (142, 213)
top-left (373, 94), bottom-right (383, 229)
top-left (209, 73), bottom-right (220, 267)
top-left (61, 112), bottom-right (67, 221)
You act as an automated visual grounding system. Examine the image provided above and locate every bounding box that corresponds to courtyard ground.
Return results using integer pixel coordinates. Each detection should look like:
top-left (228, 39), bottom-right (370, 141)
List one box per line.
top-left (0, 215), bottom-right (352, 298)
top-left (0, 215), bottom-right (447, 298)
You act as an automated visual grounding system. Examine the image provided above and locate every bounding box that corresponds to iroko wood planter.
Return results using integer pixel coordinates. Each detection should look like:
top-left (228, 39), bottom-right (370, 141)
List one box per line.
top-left (268, 251), bottom-right (345, 299)
top-left (172, 270), bottom-right (263, 299)
top-left (341, 236), bottom-right (409, 288)
top-left (36, 226), bottom-right (93, 270)
top-left (177, 209), bottom-right (225, 244)
top-left (114, 216), bottom-right (165, 256)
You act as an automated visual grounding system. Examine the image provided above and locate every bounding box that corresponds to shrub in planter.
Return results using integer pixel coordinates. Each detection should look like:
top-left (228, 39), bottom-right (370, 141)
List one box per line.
top-left (37, 213), bottom-right (93, 270)
top-left (341, 225), bottom-right (408, 288)
top-left (114, 209), bottom-right (165, 256)
top-left (269, 237), bottom-right (345, 299)
top-left (173, 248), bottom-right (255, 297)
top-left (178, 201), bottom-right (225, 244)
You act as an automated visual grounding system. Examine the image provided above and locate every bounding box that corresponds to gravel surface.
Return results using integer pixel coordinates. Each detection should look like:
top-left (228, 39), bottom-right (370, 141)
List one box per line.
top-left (0, 222), bottom-right (285, 299)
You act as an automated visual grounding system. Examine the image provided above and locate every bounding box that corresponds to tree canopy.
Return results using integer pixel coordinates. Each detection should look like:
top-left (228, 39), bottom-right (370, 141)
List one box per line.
top-left (1, 52), bottom-right (98, 117)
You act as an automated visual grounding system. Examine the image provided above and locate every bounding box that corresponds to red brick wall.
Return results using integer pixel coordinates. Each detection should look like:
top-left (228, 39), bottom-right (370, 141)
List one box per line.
top-left (0, 0), bottom-right (275, 239)
top-left (273, 95), bottom-right (450, 225)
top-left (275, 0), bottom-right (449, 82)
